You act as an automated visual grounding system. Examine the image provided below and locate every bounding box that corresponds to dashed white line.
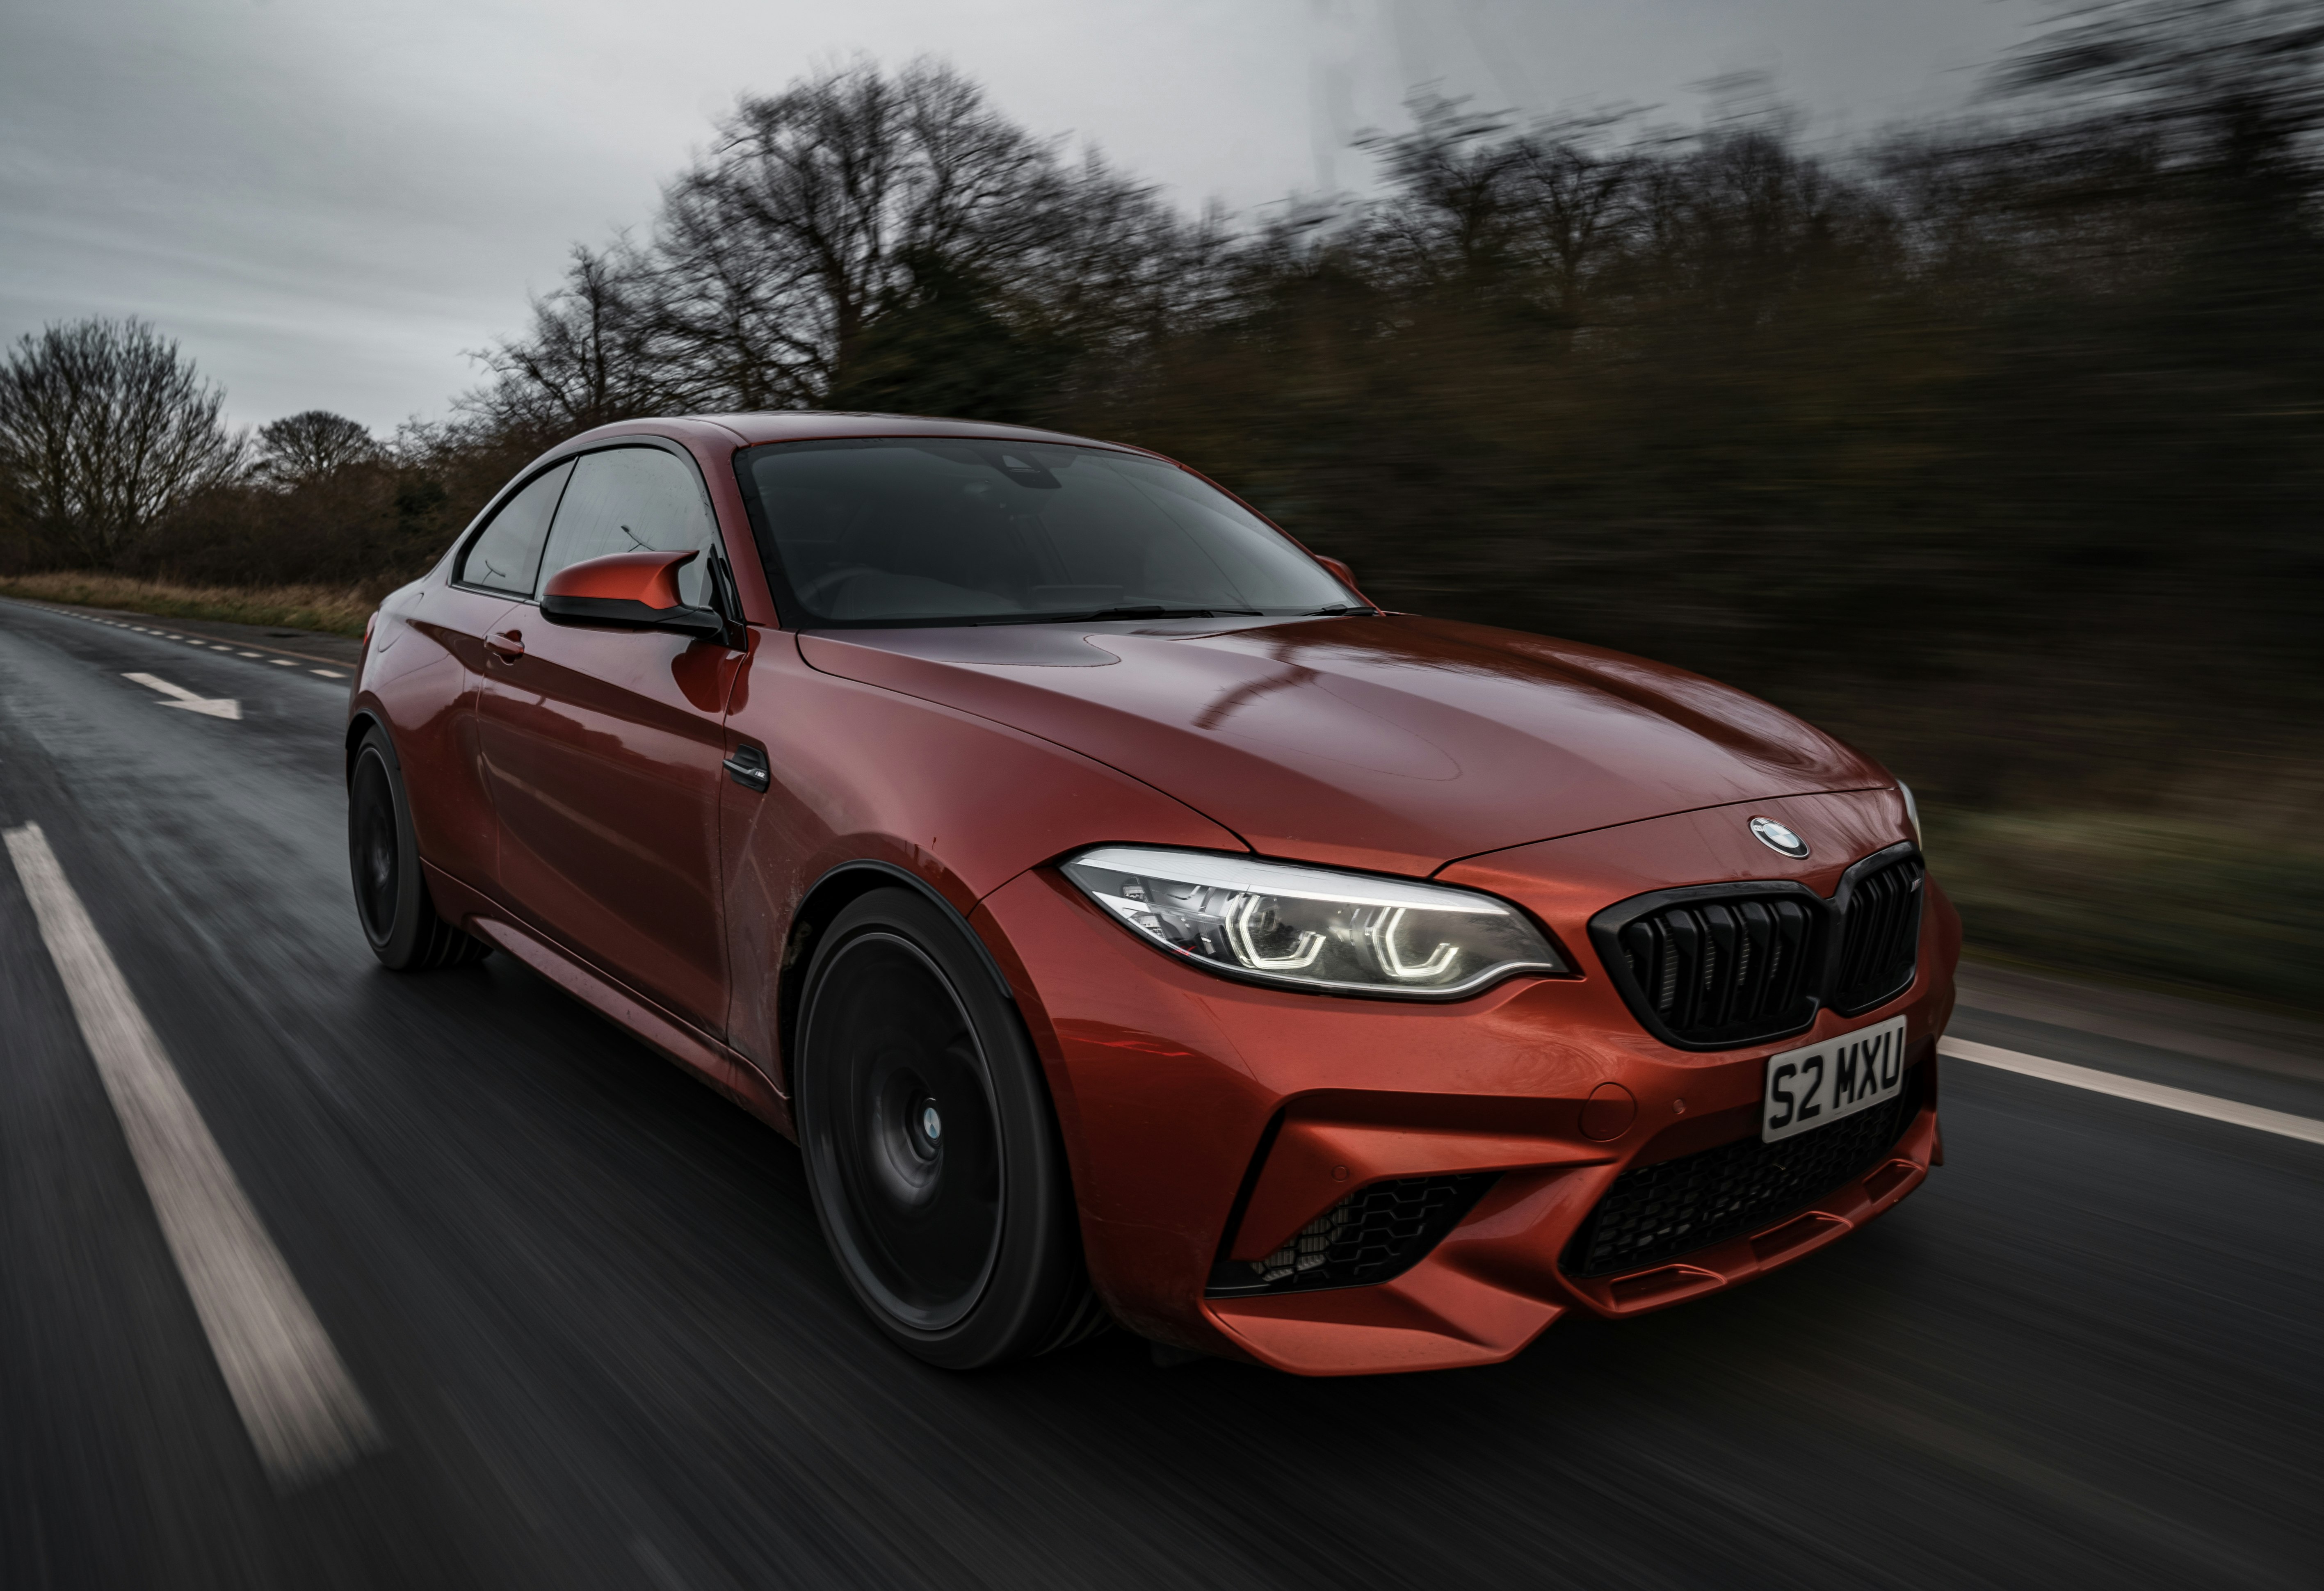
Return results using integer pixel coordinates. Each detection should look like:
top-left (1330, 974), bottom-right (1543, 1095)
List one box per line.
top-left (271, 658), bottom-right (297, 667)
top-left (1940, 1037), bottom-right (2324, 1146)
top-left (312, 669), bottom-right (345, 679)
top-left (2, 823), bottom-right (381, 1488)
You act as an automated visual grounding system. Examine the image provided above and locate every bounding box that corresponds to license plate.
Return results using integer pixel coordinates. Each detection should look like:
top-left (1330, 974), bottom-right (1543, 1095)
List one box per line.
top-left (1761, 1017), bottom-right (1909, 1143)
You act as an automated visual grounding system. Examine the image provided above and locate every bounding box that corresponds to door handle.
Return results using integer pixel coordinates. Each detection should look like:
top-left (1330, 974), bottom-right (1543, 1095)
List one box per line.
top-left (723, 743), bottom-right (771, 792)
top-left (486, 630), bottom-right (525, 661)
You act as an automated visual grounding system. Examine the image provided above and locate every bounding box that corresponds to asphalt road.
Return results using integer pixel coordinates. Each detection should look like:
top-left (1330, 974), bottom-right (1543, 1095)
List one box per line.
top-left (3, 594), bottom-right (2318, 1591)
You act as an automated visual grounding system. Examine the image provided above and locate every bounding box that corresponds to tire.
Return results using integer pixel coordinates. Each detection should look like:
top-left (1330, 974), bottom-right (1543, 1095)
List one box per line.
top-left (347, 726), bottom-right (489, 971)
top-left (795, 887), bottom-right (1101, 1368)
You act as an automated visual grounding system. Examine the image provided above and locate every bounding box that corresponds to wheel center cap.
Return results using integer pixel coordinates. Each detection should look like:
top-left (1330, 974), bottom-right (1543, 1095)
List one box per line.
top-left (920, 1103), bottom-right (942, 1144)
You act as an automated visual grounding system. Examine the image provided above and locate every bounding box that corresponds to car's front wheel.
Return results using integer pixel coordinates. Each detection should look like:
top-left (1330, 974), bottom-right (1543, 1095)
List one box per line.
top-left (347, 725), bottom-right (489, 971)
top-left (795, 887), bottom-right (1102, 1368)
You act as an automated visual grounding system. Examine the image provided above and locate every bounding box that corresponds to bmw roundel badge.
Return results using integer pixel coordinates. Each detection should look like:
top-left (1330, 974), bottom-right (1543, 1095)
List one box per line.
top-left (1749, 817), bottom-right (1810, 859)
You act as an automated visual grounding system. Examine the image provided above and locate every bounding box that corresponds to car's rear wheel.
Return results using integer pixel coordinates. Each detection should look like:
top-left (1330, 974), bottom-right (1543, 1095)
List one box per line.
top-left (348, 726), bottom-right (489, 971)
top-left (795, 887), bottom-right (1103, 1368)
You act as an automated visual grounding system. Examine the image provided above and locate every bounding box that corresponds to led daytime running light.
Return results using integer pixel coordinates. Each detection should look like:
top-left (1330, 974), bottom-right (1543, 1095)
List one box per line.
top-left (1061, 846), bottom-right (1565, 1000)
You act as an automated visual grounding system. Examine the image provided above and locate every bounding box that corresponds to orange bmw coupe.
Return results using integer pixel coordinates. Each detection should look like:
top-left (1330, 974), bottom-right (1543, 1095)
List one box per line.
top-left (346, 413), bottom-right (1956, 1374)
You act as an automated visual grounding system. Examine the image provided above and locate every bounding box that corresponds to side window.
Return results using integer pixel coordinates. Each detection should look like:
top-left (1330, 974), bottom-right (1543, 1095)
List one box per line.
top-left (538, 447), bottom-right (722, 607)
top-left (458, 461), bottom-right (573, 595)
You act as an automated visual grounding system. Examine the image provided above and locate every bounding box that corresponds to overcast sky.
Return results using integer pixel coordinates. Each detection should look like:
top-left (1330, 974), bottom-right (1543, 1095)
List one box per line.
top-left (0, 0), bottom-right (2040, 434)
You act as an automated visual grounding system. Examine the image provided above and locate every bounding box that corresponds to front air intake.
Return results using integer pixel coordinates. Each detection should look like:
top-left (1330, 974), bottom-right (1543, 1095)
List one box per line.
top-left (1205, 1173), bottom-right (1498, 1297)
top-left (1563, 1069), bottom-right (1922, 1278)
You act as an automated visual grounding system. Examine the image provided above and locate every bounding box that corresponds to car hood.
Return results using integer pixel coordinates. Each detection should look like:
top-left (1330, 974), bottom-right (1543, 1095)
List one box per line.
top-left (795, 614), bottom-right (1888, 877)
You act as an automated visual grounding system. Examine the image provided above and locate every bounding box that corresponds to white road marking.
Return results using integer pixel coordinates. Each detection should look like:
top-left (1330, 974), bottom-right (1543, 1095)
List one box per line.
top-left (121, 672), bottom-right (240, 721)
top-left (1941, 1038), bottom-right (2324, 1146)
top-left (2, 823), bottom-right (381, 1488)
top-left (271, 658), bottom-right (297, 667)
top-left (237, 651), bottom-right (262, 658)
top-left (312, 669), bottom-right (345, 679)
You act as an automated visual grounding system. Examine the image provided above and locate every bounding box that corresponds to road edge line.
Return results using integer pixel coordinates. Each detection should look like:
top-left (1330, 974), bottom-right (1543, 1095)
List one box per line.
top-left (1940, 1036), bottom-right (2324, 1146)
top-left (2, 820), bottom-right (382, 1490)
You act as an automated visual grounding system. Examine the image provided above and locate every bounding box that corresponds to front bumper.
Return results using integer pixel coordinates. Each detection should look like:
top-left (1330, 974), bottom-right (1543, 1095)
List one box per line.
top-left (971, 788), bottom-right (1960, 1375)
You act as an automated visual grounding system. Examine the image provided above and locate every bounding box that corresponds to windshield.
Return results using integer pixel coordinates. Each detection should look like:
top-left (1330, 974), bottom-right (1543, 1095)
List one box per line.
top-left (735, 438), bottom-right (1357, 626)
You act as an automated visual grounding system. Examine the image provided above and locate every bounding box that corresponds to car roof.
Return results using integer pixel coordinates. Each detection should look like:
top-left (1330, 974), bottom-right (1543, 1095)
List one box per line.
top-left (582, 411), bottom-right (1154, 454)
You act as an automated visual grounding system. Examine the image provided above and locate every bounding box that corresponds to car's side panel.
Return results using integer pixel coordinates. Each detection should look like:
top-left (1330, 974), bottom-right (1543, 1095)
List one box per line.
top-left (715, 631), bottom-right (1248, 1098)
top-left (477, 618), bottom-right (746, 1036)
top-left (361, 581), bottom-right (516, 888)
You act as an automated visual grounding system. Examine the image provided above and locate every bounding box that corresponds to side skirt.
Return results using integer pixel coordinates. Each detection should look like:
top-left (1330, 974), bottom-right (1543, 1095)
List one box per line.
top-left (422, 861), bottom-right (794, 1137)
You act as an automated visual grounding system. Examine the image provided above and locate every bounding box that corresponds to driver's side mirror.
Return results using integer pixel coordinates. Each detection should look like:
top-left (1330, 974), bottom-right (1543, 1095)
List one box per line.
top-left (541, 550), bottom-right (727, 639)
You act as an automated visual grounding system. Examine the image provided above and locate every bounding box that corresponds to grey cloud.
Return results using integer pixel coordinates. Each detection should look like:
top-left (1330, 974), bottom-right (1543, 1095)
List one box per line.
top-left (0, 0), bottom-right (2036, 430)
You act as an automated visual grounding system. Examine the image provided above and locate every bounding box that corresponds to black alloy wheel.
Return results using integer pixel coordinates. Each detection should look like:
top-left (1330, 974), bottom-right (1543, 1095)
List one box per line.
top-left (796, 887), bottom-right (1103, 1368)
top-left (347, 726), bottom-right (489, 971)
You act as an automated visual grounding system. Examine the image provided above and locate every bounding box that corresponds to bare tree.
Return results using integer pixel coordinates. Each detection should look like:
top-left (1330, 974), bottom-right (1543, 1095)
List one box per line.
top-left (466, 237), bottom-right (681, 433)
top-left (0, 318), bottom-right (247, 568)
top-left (473, 59), bottom-right (1214, 425)
top-left (653, 59), bottom-right (1084, 405)
top-left (256, 409), bottom-right (378, 487)
top-left (1358, 96), bottom-right (1535, 290)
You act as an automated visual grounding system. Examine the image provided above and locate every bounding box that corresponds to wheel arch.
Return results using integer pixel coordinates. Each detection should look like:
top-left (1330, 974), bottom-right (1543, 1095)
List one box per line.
top-left (344, 706), bottom-right (393, 784)
top-left (776, 860), bottom-right (1017, 1100)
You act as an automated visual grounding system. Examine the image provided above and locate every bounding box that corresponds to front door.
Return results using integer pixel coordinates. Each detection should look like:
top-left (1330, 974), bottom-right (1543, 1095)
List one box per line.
top-left (404, 457), bottom-right (575, 886)
top-left (476, 444), bottom-right (745, 1035)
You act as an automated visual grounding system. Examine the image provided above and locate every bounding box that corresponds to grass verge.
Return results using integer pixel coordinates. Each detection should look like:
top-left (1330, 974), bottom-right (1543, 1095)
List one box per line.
top-left (1928, 808), bottom-right (2322, 1014)
top-left (0, 571), bottom-right (378, 636)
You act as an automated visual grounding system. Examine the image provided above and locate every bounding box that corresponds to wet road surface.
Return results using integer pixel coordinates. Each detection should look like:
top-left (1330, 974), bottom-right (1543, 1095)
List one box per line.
top-left (3, 595), bottom-right (2318, 1590)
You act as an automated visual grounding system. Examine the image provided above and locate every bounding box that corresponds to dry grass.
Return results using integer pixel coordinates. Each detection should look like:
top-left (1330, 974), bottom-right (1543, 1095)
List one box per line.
top-left (0, 571), bottom-right (380, 636)
top-left (1929, 808), bottom-right (2324, 1013)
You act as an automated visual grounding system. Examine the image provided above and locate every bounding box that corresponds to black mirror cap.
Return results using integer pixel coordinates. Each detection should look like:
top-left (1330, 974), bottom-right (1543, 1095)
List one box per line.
top-left (541, 592), bottom-right (727, 638)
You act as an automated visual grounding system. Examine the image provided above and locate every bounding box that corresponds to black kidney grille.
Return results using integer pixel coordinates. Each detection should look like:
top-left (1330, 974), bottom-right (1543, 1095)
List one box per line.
top-left (1616, 895), bottom-right (1819, 1043)
top-left (1833, 854), bottom-right (1926, 1014)
top-left (1563, 1075), bottom-right (1919, 1278)
top-left (1593, 843), bottom-right (1927, 1048)
top-left (1206, 1173), bottom-right (1498, 1297)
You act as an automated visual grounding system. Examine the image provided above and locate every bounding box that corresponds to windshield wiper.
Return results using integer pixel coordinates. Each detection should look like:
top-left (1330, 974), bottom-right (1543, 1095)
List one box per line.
top-left (1302, 603), bottom-right (1380, 616)
top-left (973, 605), bottom-right (1261, 625)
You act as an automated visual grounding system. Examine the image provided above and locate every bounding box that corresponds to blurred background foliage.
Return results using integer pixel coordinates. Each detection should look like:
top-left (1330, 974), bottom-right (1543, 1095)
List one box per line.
top-left (1, 0), bottom-right (2317, 1008)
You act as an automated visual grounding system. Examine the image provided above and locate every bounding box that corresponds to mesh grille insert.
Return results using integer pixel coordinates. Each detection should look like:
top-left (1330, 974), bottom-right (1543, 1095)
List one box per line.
top-left (1206, 1173), bottom-right (1497, 1297)
top-left (1563, 1073), bottom-right (1920, 1279)
top-left (1833, 853), bottom-right (1927, 1014)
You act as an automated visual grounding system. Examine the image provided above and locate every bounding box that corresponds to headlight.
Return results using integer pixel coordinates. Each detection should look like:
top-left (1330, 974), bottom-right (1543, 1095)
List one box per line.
top-left (1059, 846), bottom-right (1566, 999)
top-left (1897, 782), bottom-right (1922, 846)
